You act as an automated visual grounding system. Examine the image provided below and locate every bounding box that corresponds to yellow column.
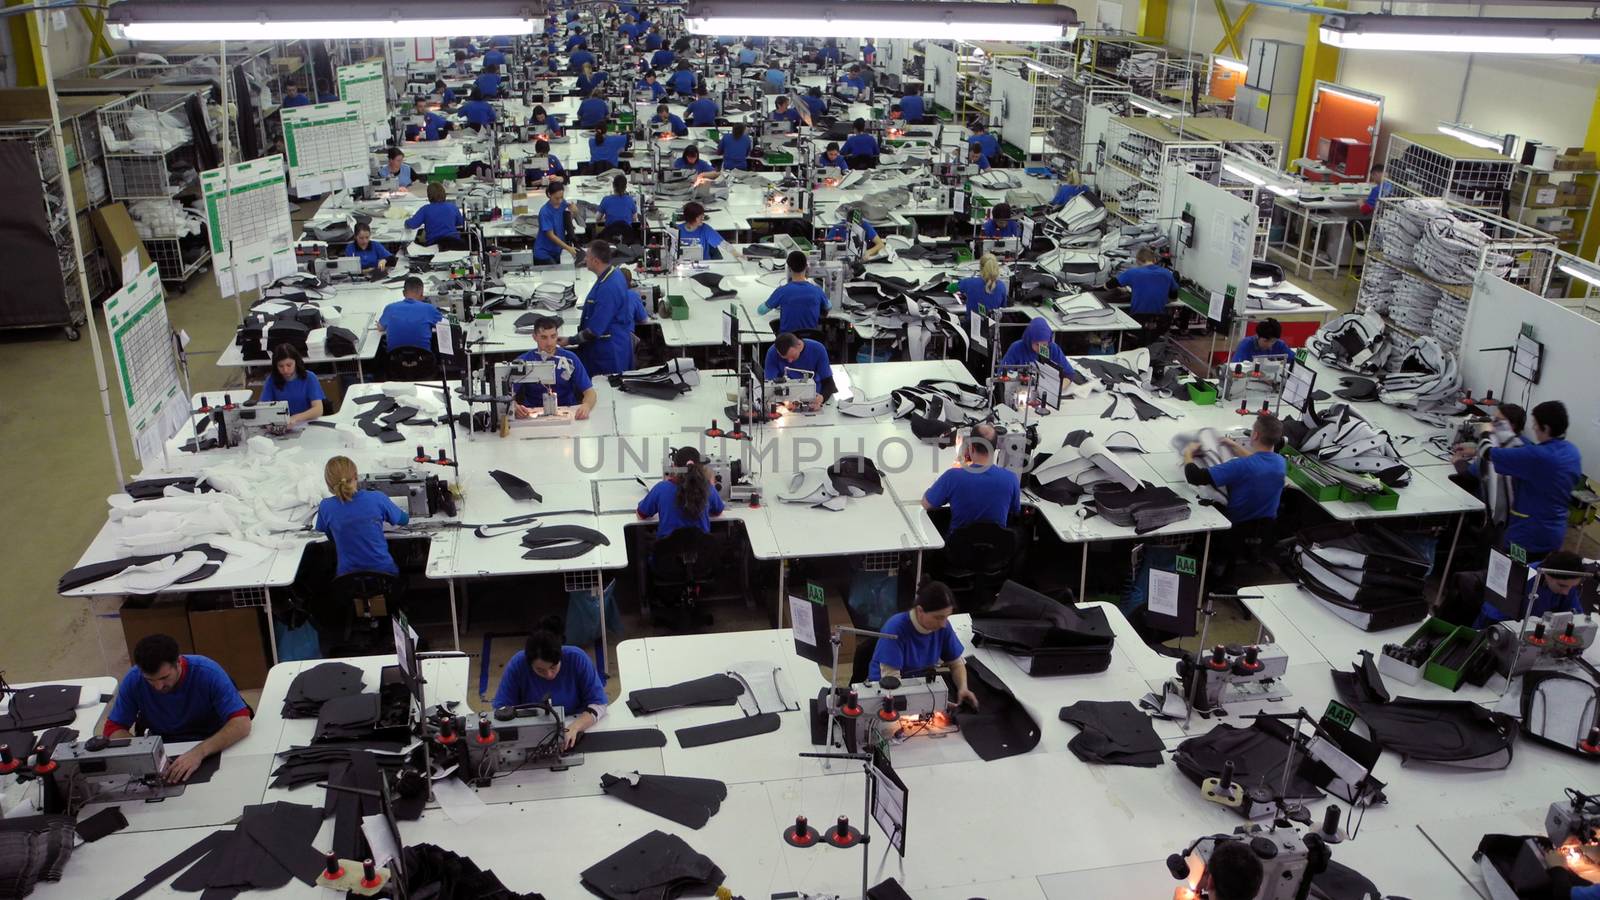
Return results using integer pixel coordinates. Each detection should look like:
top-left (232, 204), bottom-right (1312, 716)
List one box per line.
top-left (1138, 0), bottom-right (1168, 42)
top-left (1287, 0), bottom-right (1346, 170)
top-left (6, 0), bottom-right (47, 86)
top-left (1579, 81), bottom-right (1600, 267)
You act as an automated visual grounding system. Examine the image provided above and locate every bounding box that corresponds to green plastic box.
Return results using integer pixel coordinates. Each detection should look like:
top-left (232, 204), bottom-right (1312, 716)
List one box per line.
top-left (666, 295), bottom-right (688, 320)
top-left (1283, 447), bottom-right (1342, 502)
top-left (1187, 383), bottom-right (1218, 406)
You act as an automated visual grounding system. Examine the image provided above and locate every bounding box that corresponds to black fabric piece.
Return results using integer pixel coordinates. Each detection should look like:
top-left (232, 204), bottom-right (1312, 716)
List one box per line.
top-left (0, 685), bottom-right (81, 730)
top-left (828, 455), bottom-right (884, 496)
top-left (399, 843), bottom-right (546, 900)
top-left (75, 806), bottom-right (129, 843)
top-left (625, 674), bottom-right (744, 715)
top-left (1331, 652), bottom-right (1516, 767)
top-left (574, 728), bottom-right (668, 752)
top-left (380, 406), bottom-right (419, 427)
top-left (113, 830), bottom-right (230, 900)
top-left (57, 543), bottom-right (228, 594)
top-left (1172, 722), bottom-right (1325, 806)
top-left (952, 657), bottom-right (1041, 761)
top-left (579, 830), bottom-right (725, 900)
top-left (613, 378), bottom-right (690, 400)
top-left (238, 811), bottom-right (326, 887)
top-left (0, 815), bottom-right (76, 897)
top-left (1279, 523), bottom-right (1430, 631)
top-left (489, 469), bottom-right (542, 502)
top-left (1333, 376), bottom-right (1379, 402)
top-left (172, 802), bottom-right (323, 892)
top-left (1312, 858), bottom-right (1384, 900)
top-left (182, 752), bottom-right (223, 785)
top-left (281, 662), bottom-right (366, 718)
top-left (519, 524), bottom-right (612, 560)
top-left (377, 430), bottom-right (406, 444)
top-left (867, 878), bottom-right (915, 900)
top-left (689, 272), bottom-right (736, 300)
top-left (675, 712), bottom-right (781, 748)
top-left (1088, 484), bottom-right (1191, 534)
top-left (1124, 393), bottom-right (1176, 421)
top-left (599, 773), bottom-right (727, 828)
top-left (970, 581), bottom-right (1114, 675)
top-left (1058, 701), bottom-right (1164, 766)
top-left (124, 476), bottom-right (211, 500)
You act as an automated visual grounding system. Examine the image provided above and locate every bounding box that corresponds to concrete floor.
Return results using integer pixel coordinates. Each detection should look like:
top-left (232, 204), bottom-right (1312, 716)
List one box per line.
top-left (0, 239), bottom-right (1360, 699)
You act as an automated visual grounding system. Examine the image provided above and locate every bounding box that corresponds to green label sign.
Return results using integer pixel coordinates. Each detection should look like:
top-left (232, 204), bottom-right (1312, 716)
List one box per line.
top-left (1175, 556), bottom-right (1198, 576)
top-left (806, 582), bottom-right (825, 605)
top-left (1323, 700), bottom-right (1357, 730)
top-left (1509, 543), bottom-right (1528, 564)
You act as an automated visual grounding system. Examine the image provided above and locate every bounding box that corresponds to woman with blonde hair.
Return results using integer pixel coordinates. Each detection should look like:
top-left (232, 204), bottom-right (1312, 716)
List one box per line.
top-left (958, 253), bottom-right (1008, 315)
top-left (316, 456), bottom-right (408, 577)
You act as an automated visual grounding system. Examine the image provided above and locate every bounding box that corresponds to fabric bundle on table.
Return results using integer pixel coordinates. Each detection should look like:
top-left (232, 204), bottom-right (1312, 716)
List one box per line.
top-left (625, 675), bottom-right (743, 716)
top-left (1382, 274), bottom-right (1442, 337)
top-left (1027, 432), bottom-right (1144, 504)
top-left (580, 831), bottom-right (724, 900)
top-left (1278, 522), bottom-right (1430, 631)
top-left (398, 844), bottom-right (545, 900)
top-left (608, 359), bottom-right (699, 399)
top-left (0, 815), bottom-right (75, 897)
top-left (281, 661), bottom-right (365, 719)
top-left (599, 773), bottom-right (727, 828)
top-left (1058, 701), bottom-right (1163, 766)
top-left (1378, 335), bottom-right (1463, 417)
top-left (1309, 311), bottom-right (1391, 374)
top-left (970, 581), bottom-right (1115, 675)
top-left (1282, 403), bottom-right (1410, 490)
top-left (1332, 652), bottom-right (1516, 769)
top-left (1053, 292), bottom-right (1118, 325)
top-left (1414, 212), bottom-right (1513, 285)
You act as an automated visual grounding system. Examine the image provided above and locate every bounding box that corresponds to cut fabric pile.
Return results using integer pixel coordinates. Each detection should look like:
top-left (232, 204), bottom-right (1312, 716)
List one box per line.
top-left (1377, 336), bottom-right (1462, 418)
top-left (607, 359), bottom-right (699, 399)
top-left (1058, 701), bottom-right (1163, 766)
top-left (1278, 522), bottom-right (1430, 631)
top-left (579, 831), bottom-right (724, 900)
top-left (1308, 311), bottom-right (1390, 374)
top-left (969, 581), bottom-right (1115, 675)
top-left (599, 773), bottom-right (727, 828)
top-left (281, 661), bottom-right (366, 719)
top-left (0, 815), bottom-right (76, 897)
top-left (1282, 403), bottom-right (1411, 491)
top-left (1026, 429), bottom-right (1146, 505)
top-left (398, 843), bottom-right (544, 900)
top-left (1332, 652), bottom-right (1516, 769)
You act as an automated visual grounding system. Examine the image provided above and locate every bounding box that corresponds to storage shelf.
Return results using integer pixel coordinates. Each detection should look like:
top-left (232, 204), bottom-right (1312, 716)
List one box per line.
top-left (1367, 249), bottom-right (1473, 301)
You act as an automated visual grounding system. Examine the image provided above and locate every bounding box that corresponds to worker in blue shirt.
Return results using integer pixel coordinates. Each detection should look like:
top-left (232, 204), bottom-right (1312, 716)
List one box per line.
top-left (489, 34), bottom-right (513, 48)
top-left (492, 618), bottom-right (608, 749)
top-left (343, 223), bottom-right (393, 272)
top-left (597, 174), bottom-right (638, 240)
top-left (430, 80), bottom-right (457, 109)
top-left (639, 446), bottom-right (726, 541)
top-left (404, 183), bottom-right (466, 249)
top-left (668, 64), bottom-right (698, 98)
top-left (963, 143), bottom-right (991, 172)
top-left (258, 344), bottom-right (326, 425)
top-left (409, 97), bottom-right (451, 141)
top-left (637, 69), bottom-right (666, 101)
top-left (576, 63), bottom-right (608, 96)
top-left (842, 118), bottom-right (878, 161)
top-left (282, 82), bottom-right (311, 108)
top-left (770, 96), bottom-right (802, 128)
top-left (764, 66), bottom-right (788, 93)
top-left (533, 181), bottom-right (579, 264)
top-left (861, 40), bottom-right (877, 65)
top-left (899, 90), bottom-right (926, 124)
top-left (650, 103), bottom-right (688, 137)
top-left (483, 46), bottom-right (507, 68)
top-left (736, 45), bottom-right (759, 66)
top-left (717, 123), bottom-right (752, 170)
top-left (758, 251), bottom-right (831, 333)
top-left (967, 121), bottom-right (999, 162)
top-left (959, 254), bottom-right (1008, 314)
top-left (379, 277), bottom-right (443, 351)
top-left (316, 453), bottom-right (407, 577)
top-left (574, 240), bottom-right (636, 375)
top-left (839, 64), bottom-right (868, 94)
top-left (825, 210), bottom-right (886, 259)
top-left (1360, 163), bottom-right (1393, 215)
top-left (588, 122), bottom-right (629, 171)
top-left (1000, 317), bottom-right (1075, 376)
top-left (981, 202), bottom-right (1023, 239)
top-left (1485, 401), bottom-right (1584, 559)
top-left (764, 333), bottom-right (835, 409)
top-left (1109, 247), bottom-right (1179, 315)
top-left (685, 86), bottom-right (718, 126)
top-left (378, 148), bottom-right (413, 187)
top-left (452, 49), bottom-right (471, 75)
top-left (104, 634), bottom-right (251, 781)
top-left (801, 87), bottom-right (828, 122)
top-left (677, 201), bottom-right (727, 259)
top-left (569, 45), bottom-right (596, 72)
top-left (515, 316), bottom-right (598, 419)
top-left (530, 105), bottom-right (564, 136)
top-left (817, 142), bottom-right (850, 173)
top-left (474, 64), bottom-right (503, 98)
top-left (1051, 182), bottom-right (1088, 206)
top-left (652, 46), bottom-right (677, 72)
top-left (1231, 318), bottom-right (1293, 363)
top-left (526, 138), bottom-right (566, 186)
top-left (1473, 551), bottom-right (1587, 627)
top-left (1184, 413), bottom-right (1288, 524)
top-left (674, 145), bottom-right (713, 174)
top-left (566, 31), bottom-right (588, 50)
top-left (536, 48), bottom-right (561, 73)
top-left (866, 581), bottom-right (979, 708)
top-left (459, 91), bottom-right (497, 130)
top-left (576, 88), bottom-right (611, 128)
top-left (815, 42), bottom-right (841, 65)
top-left (924, 422), bottom-right (1023, 533)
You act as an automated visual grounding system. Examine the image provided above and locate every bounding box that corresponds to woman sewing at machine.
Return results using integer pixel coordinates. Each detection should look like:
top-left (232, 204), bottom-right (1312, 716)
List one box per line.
top-left (404, 182), bottom-right (467, 251)
top-left (867, 580), bottom-right (979, 710)
top-left (257, 344), bottom-right (325, 428)
top-left (637, 446), bottom-right (726, 541)
top-left (343, 222), bottom-right (393, 271)
top-left (491, 616), bottom-right (608, 751)
top-left (677, 201), bottom-right (734, 260)
top-left (316, 455), bottom-right (408, 581)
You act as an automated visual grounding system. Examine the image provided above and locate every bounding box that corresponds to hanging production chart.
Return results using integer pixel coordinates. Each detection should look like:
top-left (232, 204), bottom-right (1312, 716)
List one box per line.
top-left (200, 154), bottom-right (297, 295)
top-left (281, 102), bottom-right (369, 195)
top-left (105, 262), bottom-right (186, 463)
top-left (337, 60), bottom-right (390, 144)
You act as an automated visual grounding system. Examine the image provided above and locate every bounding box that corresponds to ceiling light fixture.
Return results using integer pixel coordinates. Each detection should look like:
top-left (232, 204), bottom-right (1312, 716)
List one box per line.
top-left (1437, 122), bottom-right (1506, 151)
top-left (1212, 56), bottom-right (1247, 73)
top-left (1559, 262), bottom-right (1600, 289)
top-left (1319, 14), bottom-right (1600, 54)
top-left (684, 0), bottom-right (1079, 42)
top-left (110, 0), bottom-right (540, 41)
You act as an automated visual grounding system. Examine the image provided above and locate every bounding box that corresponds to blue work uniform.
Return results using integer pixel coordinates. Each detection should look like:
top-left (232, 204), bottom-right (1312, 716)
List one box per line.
top-left (576, 70), bottom-right (608, 95)
top-left (899, 94), bottom-right (926, 123)
top-left (460, 99), bottom-right (497, 128)
top-left (404, 201), bottom-right (464, 244)
top-left (528, 153), bottom-right (566, 182)
top-left (493, 646), bottom-right (608, 714)
top-left (968, 132), bottom-right (999, 161)
top-left (589, 133), bottom-right (629, 168)
top-left (760, 280), bottom-right (831, 332)
top-left (577, 266), bottom-right (635, 375)
top-left (413, 111), bottom-right (449, 141)
top-left (669, 69), bottom-right (698, 97)
top-left (982, 218), bottom-right (1022, 239)
top-left (379, 297), bottom-right (443, 351)
top-left (924, 465), bottom-right (1022, 533)
top-left (673, 156), bottom-right (713, 174)
top-left (637, 79), bottom-right (666, 101)
top-left (644, 32), bottom-right (663, 51)
top-left (652, 49), bottom-right (677, 71)
top-left (1051, 184), bottom-right (1087, 206)
top-left (566, 33), bottom-right (588, 50)
top-left (438, 87), bottom-right (457, 106)
top-left (1114, 264), bottom-right (1179, 315)
top-left (801, 94), bottom-right (827, 121)
top-left (316, 490), bottom-right (408, 576)
top-left (638, 478), bottom-right (726, 540)
top-left (283, 93), bottom-right (311, 108)
top-left (999, 317), bottom-right (1075, 377)
top-left (1362, 181), bottom-right (1393, 213)
top-left (652, 113), bottom-right (688, 136)
top-left (958, 277), bottom-right (1008, 314)
top-left (737, 48), bottom-right (758, 66)
top-left (569, 48), bottom-right (596, 71)
top-left (840, 75), bottom-right (867, 93)
top-left (817, 46), bottom-right (841, 65)
top-left (817, 153), bottom-right (849, 172)
top-left (685, 97), bottom-right (718, 126)
top-left (599, 193), bottom-right (637, 225)
top-left (1475, 564), bottom-right (1585, 628)
top-left (717, 133), bottom-right (752, 169)
top-left (771, 106), bottom-right (801, 127)
top-left (762, 338), bottom-right (833, 392)
top-left (576, 96), bottom-right (611, 127)
top-left (534, 199), bottom-right (571, 262)
top-left (966, 153), bottom-right (992, 172)
top-left (1492, 438), bottom-right (1584, 555)
top-left (825, 220), bottom-right (877, 244)
top-left (474, 72), bottom-right (503, 97)
top-left (258, 372), bottom-right (326, 415)
top-left (764, 68), bottom-right (787, 91)
top-left (343, 239), bottom-right (393, 270)
top-left (868, 612), bottom-right (963, 681)
top-left (1231, 336), bottom-right (1292, 363)
top-left (1209, 452), bottom-right (1288, 524)
top-left (862, 42), bottom-right (877, 64)
top-left (677, 221), bottom-right (724, 259)
top-left (106, 655), bottom-right (248, 741)
top-left (483, 49), bottom-right (507, 67)
top-left (514, 347), bottom-right (593, 407)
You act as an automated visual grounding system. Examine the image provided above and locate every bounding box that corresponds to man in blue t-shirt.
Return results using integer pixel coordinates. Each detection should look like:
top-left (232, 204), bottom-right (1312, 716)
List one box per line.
top-left (1485, 400), bottom-right (1583, 558)
top-left (898, 91), bottom-right (926, 124)
top-left (967, 122), bottom-right (999, 162)
top-left (758, 251), bottom-right (831, 333)
top-left (515, 316), bottom-right (597, 419)
top-left (379, 277), bottom-right (443, 351)
top-left (1360, 164), bottom-right (1393, 215)
top-left (1230, 317), bottom-right (1293, 363)
top-left (923, 423), bottom-right (1023, 533)
top-left (1109, 247), bottom-right (1180, 316)
top-left (104, 633), bottom-right (251, 783)
top-left (1473, 551), bottom-right (1587, 628)
top-left (1184, 413), bottom-right (1287, 524)
top-left (866, 581), bottom-right (979, 709)
top-left (763, 332), bottom-right (835, 409)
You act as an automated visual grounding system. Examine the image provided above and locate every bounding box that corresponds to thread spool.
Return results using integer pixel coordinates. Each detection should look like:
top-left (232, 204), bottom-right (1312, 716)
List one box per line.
top-left (823, 814), bottom-right (861, 848)
top-left (323, 853), bottom-right (344, 880)
top-left (475, 714), bottom-right (496, 745)
top-left (360, 859), bottom-right (381, 889)
top-left (783, 814), bottom-right (820, 847)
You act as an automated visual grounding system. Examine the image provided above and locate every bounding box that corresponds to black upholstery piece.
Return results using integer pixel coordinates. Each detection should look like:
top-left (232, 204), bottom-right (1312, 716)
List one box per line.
top-left (75, 807), bottom-right (129, 843)
top-left (599, 773), bottom-right (727, 828)
top-left (57, 544), bottom-right (228, 594)
top-left (1058, 701), bottom-right (1164, 766)
top-left (580, 830), bottom-right (724, 900)
top-left (170, 802), bottom-right (323, 893)
top-left (574, 728), bottom-right (668, 753)
top-left (952, 657), bottom-right (1040, 761)
top-left (1521, 670), bottom-right (1600, 759)
top-left (625, 675), bottom-right (743, 715)
top-left (1172, 722), bottom-right (1324, 806)
top-left (0, 814), bottom-right (76, 897)
top-left (1088, 484), bottom-right (1191, 534)
top-left (868, 878), bottom-right (915, 900)
top-left (828, 455), bottom-right (884, 496)
top-left (112, 830), bottom-right (230, 900)
top-left (281, 662), bottom-right (366, 719)
top-left (1331, 652), bottom-right (1516, 768)
top-left (0, 685), bottom-right (81, 730)
top-left (674, 713), bottom-right (780, 748)
top-left (399, 843), bottom-right (545, 899)
top-left (689, 272), bottom-right (736, 300)
top-left (489, 469), bottom-right (542, 502)
top-left (519, 524), bottom-right (612, 559)
top-left (970, 582), bottom-right (1113, 676)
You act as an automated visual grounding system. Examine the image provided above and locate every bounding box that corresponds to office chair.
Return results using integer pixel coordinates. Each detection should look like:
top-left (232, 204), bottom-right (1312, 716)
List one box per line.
top-left (937, 522), bottom-right (1019, 612)
top-left (388, 346), bottom-right (440, 381)
top-left (647, 528), bottom-right (718, 631)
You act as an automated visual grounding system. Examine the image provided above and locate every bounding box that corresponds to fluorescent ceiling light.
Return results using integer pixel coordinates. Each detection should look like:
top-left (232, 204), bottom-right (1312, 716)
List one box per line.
top-left (685, 0), bottom-right (1079, 42)
top-left (1129, 98), bottom-right (1175, 119)
top-left (1212, 56), bottom-right (1247, 73)
top-left (1223, 157), bottom-right (1299, 197)
top-left (1437, 122), bottom-right (1504, 151)
top-left (1559, 262), bottom-right (1600, 289)
top-left (1316, 84), bottom-right (1382, 106)
top-left (1222, 162), bottom-right (1264, 186)
top-left (1320, 14), bottom-right (1600, 54)
top-left (111, 0), bottom-right (539, 40)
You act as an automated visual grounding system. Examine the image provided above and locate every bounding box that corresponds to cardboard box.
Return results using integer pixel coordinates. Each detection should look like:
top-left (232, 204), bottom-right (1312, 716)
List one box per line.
top-left (120, 597), bottom-right (194, 664)
top-left (89, 203), bottom-right (152, 285)
top-left (1534, 186), bottom-right (1559, 206)
top-left (188, 606), bottom-right (269, 690)
top-left (1555, 147), bottom-right (1598, 171)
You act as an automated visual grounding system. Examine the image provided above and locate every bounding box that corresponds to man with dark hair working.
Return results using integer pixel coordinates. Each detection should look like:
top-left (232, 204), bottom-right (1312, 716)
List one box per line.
top-left (1183, 413), bottom-right (1287, 525)
top-left (1202, 840), bottom-right (1266, 900)
top-left (922, 422), bottom-right (1023, 534)
top-left (104, 634), bottom-right (251, 783)
top-left (1230, 317), bottom-right (1292, 363)
top-left (1482, 399), bottom-right (1583, 561)
top-left (757, 251), bottom-right (830, 333)
top-left (516, 316), bottom-right (598, 419)
top-left (763, 332), bottom-right (835, 411)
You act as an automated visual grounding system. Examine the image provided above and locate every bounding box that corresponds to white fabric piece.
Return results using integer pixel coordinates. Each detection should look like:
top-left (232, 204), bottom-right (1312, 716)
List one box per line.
top-left (120, 551), bottom-right (209, 593)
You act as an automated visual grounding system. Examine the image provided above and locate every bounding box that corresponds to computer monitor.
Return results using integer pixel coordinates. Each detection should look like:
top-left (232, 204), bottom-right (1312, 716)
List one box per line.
top-left (967, 310), bottom-right (993, 353)
top-left (1034, 358), bottom-right (1065, 411)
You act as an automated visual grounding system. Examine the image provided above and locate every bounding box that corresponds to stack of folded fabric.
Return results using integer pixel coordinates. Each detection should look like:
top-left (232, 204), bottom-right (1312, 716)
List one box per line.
top-left (1430, 293), bottom-right (1469, 350)
top-left (399, 844), bottom-right (544, 899)
top-left (608, 359), bottom-right (699, 399)
top-left (1058, 701), bottom-right (1164, 766)
top-left (281, 661), bottom-right (365, 718)
top-left (580, 831), bottom-right (724, 900)
top-left (1414, 212), bottom-right (1513, 284)
top-left (1371, 197), bottom-right (1443, 266)
top-left (1282, 402), bottom-right (1411, 489)
top-left (1384, 273), bottom-right (1442, 336)
top-left (1378, 335), bottom-right (1462, 416)
top-left (1308, 311), bottom-right (1391, 373)
top-left (0, 815), bottom-right (76, 897)
top-left (1279, 522), bottom-right (1430, 631)
top-left (1355, 261), bottom-right (1402, 315)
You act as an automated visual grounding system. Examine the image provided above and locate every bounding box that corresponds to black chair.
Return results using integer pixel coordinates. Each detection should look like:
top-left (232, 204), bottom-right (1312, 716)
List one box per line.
top-left (389, 346), bottom-right (439, 381)
top-left (849, 636), bottom-right (878, 685)
top-left (329, 570), bottom-right (403, 651)
top-left (647, 528), bottom-right (718, 631)
top-left (938, 523), bottom-right (1019, 612)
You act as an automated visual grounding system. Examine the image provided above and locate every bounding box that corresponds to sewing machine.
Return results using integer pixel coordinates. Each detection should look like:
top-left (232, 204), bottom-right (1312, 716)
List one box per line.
top-left (359, 469), bottom-right (456, 519)
top-left (1174, 643), bottom-right (1291, 713)
top-left (492, 358), bottom-right (570, 426)
top-left (1169, 821), bottom-right (1333, 900)
top-left (198, 399), bottom-right (291, 448)
top-left (1483, 610), bottom-right (1599, 677)
top-left (46, 736), bottom-right (187, 814)
top-left (834, 673), bottom-right (953, 753)
top-left (768, 370), bottom-right (819, 413)
top-left (663, 447), bottom-right (755, 503)
top-left (438, 705), bottom-right (583, 785)
top-left (1220, 355), bottom-right (1290, 401)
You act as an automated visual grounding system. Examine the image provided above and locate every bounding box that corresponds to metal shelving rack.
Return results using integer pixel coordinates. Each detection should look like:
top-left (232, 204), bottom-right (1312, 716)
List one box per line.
top-left (1097, 116), bottom-right (1222, 225)
top-left (0, 125), bottom-right (87, 339)
top-left (1383, 132), bottom-right (1515, 210)
top-left (1508, 164), bottom-right (1600, 297)
top-left (99, 89), bottom-right (212, 286)
top-left (1043, 66), bottom-right (1124, 171)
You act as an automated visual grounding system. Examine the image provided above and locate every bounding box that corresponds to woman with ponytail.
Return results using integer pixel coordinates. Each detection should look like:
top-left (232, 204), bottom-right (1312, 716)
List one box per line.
top-left (636, 446), bottom-right (725, 539)
top-left (316, 456), bottom-right (408, 577)
top-left (867, 579), bottom-right (978, 709)
top-left (958, 253), bottom-right (1008, 315)
top-left (492, 615), bottom-right (607, 750)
